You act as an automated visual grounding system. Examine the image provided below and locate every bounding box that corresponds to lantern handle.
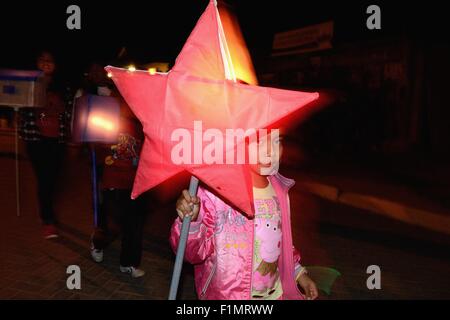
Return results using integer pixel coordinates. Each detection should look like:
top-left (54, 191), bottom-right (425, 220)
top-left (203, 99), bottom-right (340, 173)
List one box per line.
top-left (168, 176), bottom-right (199, 300)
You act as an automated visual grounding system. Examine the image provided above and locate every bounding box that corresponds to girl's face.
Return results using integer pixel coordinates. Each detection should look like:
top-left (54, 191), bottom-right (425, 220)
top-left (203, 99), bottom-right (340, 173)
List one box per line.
top-left (37, 52), bottom-right (56, 75)
top-left (250, 131), bottom-right (284, 176)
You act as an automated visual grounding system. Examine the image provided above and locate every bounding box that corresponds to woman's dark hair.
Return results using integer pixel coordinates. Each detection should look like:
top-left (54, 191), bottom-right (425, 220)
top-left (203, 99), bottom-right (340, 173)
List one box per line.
top-left (35, 49), bottom-right (66, 93)
top-left (35, 49), bottom-right (58, 65)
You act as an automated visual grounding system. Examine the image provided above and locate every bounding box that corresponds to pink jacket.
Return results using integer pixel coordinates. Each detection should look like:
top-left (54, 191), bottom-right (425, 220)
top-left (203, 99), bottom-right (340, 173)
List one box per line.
top-left (169, 173), bottom-right (305, 300)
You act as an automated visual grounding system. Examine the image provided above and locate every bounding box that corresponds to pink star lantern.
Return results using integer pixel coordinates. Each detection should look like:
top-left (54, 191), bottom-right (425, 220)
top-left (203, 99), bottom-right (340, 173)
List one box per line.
top-left (105, 0), bottom-right (319, 216)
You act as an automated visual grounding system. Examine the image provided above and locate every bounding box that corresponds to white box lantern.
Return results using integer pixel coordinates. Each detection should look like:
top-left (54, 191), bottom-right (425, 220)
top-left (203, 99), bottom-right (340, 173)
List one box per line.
top-left (0, 69), bottom-right (46, 108)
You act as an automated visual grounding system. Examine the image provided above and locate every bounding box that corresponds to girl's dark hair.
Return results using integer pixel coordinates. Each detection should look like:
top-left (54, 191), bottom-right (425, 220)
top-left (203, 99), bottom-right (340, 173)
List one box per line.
top-left (35, 49), bottom-right (66, 92)
top-left (35, 49), bottom-right (57, 63)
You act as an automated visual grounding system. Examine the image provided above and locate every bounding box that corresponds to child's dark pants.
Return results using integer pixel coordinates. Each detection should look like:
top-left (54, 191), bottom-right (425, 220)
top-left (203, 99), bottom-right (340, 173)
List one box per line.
top-left (92, 188), bottom-right (146, 267)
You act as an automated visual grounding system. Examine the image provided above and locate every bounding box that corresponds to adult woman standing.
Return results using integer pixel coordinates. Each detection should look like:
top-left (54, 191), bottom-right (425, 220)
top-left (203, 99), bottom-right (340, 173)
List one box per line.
top-left (20, 50), bottom-right (67, 239)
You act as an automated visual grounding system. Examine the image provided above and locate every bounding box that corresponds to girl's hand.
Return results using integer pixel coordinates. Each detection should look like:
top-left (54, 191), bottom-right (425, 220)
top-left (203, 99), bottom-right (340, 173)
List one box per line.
top-left (297, 274), bottom-right (319, 300)
top-left (176, 189), bottom-right (200, 222)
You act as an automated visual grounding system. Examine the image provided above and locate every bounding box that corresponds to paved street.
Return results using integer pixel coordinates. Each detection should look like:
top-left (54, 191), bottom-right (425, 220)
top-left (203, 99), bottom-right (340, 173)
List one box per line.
top-left (0, 144), bottom-right (449, 300)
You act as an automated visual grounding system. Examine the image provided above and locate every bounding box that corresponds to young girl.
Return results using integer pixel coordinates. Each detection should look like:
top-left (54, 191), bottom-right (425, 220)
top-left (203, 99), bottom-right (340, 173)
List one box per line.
top-left (76, 62), bottom-right (147, 278)
top-left (170, 131), bottom-right (318, 300)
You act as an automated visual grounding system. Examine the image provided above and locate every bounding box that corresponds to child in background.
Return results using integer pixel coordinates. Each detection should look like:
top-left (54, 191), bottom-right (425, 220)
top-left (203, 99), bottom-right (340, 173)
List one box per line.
top-left (76, 62), bottom-right (147, 278)
top-left (90, 100), bottom-right (147, 278)
top-left (171, 131), bottom-right (318, 300)
top-left (20, 50), bottom-right (67, 239)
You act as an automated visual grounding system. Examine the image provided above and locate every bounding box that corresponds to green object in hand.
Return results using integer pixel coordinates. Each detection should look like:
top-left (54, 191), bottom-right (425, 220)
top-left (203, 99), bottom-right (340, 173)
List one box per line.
top-left (304, 266), bottom-right (341, 296)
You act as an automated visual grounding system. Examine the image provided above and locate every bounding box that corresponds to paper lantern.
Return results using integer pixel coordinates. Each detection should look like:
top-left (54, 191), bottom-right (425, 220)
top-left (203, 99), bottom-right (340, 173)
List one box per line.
top-left (0, 69), bottom-right (46, 108)
top-left (71, 94), bottom-right (120, 143)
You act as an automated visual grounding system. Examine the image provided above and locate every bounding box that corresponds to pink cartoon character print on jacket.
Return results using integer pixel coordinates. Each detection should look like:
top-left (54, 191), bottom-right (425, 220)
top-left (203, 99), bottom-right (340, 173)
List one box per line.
top-left (252, 215), bottom-right (282, 292)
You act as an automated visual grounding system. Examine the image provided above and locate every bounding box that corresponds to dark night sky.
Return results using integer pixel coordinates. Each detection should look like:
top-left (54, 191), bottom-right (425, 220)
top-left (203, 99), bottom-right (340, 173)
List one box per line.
top-left (0, 0), bottom-right (447, 80)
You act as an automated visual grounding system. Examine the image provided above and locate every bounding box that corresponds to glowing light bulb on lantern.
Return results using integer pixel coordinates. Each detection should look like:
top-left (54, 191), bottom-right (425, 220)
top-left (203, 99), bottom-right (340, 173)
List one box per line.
top-left (127, 65), bottom-right (136, 72)
top-left (107, 72), bottom-right (113, 78)
top-left (89, 115), bottom-right (115, 132)
top-left (148, 67), bottom-right (156, 75)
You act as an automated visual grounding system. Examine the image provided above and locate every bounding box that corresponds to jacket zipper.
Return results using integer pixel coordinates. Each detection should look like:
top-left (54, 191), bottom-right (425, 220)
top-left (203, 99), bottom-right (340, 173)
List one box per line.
top-left (286, 193), bottom-right (303, 297)
top-left (200, 260), bottom-right (217, 298)
top-left (249, 217), bottom-right (255, 300)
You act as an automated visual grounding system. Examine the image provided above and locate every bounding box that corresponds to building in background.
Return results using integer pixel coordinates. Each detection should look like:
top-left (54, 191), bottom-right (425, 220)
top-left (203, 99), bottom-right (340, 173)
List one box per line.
top-left (256, 21), bottom-right (450, 157)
